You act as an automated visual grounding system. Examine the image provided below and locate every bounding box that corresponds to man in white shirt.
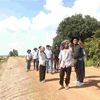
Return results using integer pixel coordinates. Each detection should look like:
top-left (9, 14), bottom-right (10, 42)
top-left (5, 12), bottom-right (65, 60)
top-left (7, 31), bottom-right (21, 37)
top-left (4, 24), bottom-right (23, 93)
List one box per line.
top-left (58, 40), bottom-right (74, 90)
top-left (26, 49), bottom-right (32, 72)
top-left (39, 46), bottom-right (47, 83)
top-left (33, 48), bottom-right (39, 71)
top-left (45, 45), bottom-right (53, 73)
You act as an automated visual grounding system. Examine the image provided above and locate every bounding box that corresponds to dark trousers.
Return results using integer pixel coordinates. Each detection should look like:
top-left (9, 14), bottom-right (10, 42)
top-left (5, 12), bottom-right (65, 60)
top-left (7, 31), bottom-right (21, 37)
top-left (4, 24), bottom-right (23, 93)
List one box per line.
top-left (74, 60), bottom-right (84, 82)
top-left (26, 60), bottom-right (31, 70)
top-left (59, 67), bottom-right (71, 86)
top-left (54, 59), bottom-right (59, 71)
top-left (83, 59), bottom-right (85, 78)
top-left (34, 59), bottom-right (39, 71)
top-left (39, 65), bottom-right (46, 81)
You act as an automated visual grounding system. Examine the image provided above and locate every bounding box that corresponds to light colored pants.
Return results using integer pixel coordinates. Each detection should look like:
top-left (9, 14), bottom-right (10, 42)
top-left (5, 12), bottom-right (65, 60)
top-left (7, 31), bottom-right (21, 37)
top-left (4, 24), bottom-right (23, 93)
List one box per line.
top-left (46, 58), bottom-right (52, 72)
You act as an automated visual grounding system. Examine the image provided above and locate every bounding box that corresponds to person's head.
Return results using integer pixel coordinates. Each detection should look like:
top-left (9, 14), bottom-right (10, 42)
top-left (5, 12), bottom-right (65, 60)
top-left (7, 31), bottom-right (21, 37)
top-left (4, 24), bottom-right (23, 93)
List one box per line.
top-left (46, 45), bottom-right (49, 50)
top-left (72, 37), bottom-right (79, 45)
top-left (55, 45), bottom-right (59, 50)
top-left (40, 46), bottom-right (45, 52)
top-left (34, 48), bottom-right (37, 51)
top-left (39, 46), bottom-right (42, 50)
top-left (27, 49), bottom-right (31, 53)
top-left (49, 46), bottom-right (51, 50)
top-left (63, 41), bottom-right (69, 49)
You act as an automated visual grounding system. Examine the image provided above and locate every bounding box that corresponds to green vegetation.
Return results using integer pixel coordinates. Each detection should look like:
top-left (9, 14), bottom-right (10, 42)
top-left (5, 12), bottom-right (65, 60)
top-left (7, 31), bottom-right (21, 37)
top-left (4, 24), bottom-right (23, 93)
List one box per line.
top-left (52, 14), bottom-right (100, 67)
top-left (9, 49), bottom-right (18, 56)
top-left (0, 56), bottom-right (8, 66)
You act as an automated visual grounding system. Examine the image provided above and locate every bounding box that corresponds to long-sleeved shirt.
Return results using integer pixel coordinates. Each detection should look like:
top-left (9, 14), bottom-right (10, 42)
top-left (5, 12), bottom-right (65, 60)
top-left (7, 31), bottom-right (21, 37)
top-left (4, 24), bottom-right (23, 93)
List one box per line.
top-left (59, 48), bottom-right (73, 68)
top-left (39, 52), bottom-right (47, 66)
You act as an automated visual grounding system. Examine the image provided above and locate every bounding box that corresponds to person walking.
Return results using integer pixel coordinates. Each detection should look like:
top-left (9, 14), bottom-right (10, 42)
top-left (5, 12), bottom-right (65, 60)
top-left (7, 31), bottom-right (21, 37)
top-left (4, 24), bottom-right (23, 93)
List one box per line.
top-left (72, 37), bottom-right (85, 86)
top-left (58, 40), bottom-right (74, 90)
top-left (33, 48), bottom-right (39, 71)
top-left (45, 45), bottom-right (53, 74)
top-left (26, 49), bottom-right (32, 72)
top-left (53, 45), bottom-right (60, 73)
top-left (39, 46), bottom-right (47, 83)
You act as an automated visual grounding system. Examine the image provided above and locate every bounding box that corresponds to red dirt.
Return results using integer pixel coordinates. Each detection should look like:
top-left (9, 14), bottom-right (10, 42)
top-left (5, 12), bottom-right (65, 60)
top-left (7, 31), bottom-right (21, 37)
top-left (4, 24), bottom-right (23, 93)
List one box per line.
top-left (0, 57), bottom-right (100, 100)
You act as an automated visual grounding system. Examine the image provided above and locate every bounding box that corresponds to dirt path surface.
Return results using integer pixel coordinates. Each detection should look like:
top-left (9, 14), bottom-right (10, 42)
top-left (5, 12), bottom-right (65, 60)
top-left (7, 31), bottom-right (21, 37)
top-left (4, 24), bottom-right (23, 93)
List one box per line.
top-left (0, 57), bottom-right (100, 100)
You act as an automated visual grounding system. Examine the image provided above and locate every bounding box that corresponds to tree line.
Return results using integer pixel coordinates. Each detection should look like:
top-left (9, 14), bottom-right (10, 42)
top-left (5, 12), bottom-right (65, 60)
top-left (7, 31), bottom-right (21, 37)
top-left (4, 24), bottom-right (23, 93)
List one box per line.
top-left (9, 49), bottom-right (18, 56)
top-left (52, 14), bottom-right (100, 67)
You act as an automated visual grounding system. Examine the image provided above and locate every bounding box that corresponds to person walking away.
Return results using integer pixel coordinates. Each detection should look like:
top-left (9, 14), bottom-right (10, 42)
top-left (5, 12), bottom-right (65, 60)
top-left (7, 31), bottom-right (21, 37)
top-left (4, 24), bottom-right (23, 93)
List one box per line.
top-left (39, 46), bottom-right (47, 83)
top-left (33, 48), bottom-right (39, 71)
top-left (53, 45), bottom-right (60, 73)
top-left (72, 37), bottom-right (85, 86)
top-left (58, 40), bottom-right (74, 90)
top-left (45, 45), bottom-right (53, 74)
top-left (26, 49), bottom-right (32, 72)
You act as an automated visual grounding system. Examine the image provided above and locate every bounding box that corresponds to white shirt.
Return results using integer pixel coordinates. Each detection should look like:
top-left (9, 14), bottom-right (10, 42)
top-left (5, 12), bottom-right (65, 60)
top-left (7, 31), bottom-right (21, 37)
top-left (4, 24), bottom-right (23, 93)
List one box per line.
top-left (33, 51), bottom-right (38, 59)
top-left (59, 48), bottom-right (73, 68)
top-left (39, 52), bottom-right (47, 66)
top-left (26, 53), bottom-right (32, 60)
top-left (45, 49), bottom-right (52, 59)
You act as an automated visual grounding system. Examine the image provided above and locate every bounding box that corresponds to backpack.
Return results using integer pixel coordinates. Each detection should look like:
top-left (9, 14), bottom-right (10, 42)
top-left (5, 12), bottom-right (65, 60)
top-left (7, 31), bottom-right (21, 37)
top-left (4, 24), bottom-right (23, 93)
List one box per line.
top-left (82, 48), bottom-right (86, 56)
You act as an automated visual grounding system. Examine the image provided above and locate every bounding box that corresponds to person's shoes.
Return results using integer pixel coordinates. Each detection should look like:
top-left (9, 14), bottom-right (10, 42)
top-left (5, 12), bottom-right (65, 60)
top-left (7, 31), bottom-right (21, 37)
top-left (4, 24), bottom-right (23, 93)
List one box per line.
top-left (41, 80), bottom-right (45, 83)
top-left (50, 72), bottom-right (53, 74)
top-left (26, 69), bottom-right (30, 72)
top-left (73, 80), bottom-right (79, 84)
top-left (46, 71), bottom-right (48, 73)
top-left (58, 85), bottom-right (64, 90)
top-left (54, 70), bottom-right (56, 73)
top-left (65, 86), bottom-right (69, 90)
top-left (77, 82), bottom-right (84, 86)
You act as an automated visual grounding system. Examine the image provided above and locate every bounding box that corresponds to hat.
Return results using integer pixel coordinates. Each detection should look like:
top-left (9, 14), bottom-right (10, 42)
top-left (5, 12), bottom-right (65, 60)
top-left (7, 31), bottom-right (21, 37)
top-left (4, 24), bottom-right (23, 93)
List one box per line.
top-left (27, 49), bottom-right (31, 52)
top-left (39, 46), bottom-right (42, 49)
top-left (71, 37), bottom-right (79, 43)
top-left (34, 48), bottom-right (37, 50)
top-left (60, 40), bottom-right (70, 50)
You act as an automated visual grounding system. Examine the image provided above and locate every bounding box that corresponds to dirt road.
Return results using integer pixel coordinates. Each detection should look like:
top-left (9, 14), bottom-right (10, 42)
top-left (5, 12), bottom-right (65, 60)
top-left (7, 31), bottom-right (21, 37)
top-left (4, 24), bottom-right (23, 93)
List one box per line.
top-left (0, 57), bottom-right (100, 100)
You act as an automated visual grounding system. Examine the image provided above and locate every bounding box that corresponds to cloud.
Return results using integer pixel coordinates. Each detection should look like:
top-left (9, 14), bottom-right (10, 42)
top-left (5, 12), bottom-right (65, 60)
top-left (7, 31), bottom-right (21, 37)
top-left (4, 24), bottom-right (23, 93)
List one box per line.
top-left (12, 33), bottom-right (17, 38)
top-left (71, 0), bottom-right (100, 18)
top-left (0, 16), bottom-right (31, 32)
top-left (1, 0), bottom-right (100, 55)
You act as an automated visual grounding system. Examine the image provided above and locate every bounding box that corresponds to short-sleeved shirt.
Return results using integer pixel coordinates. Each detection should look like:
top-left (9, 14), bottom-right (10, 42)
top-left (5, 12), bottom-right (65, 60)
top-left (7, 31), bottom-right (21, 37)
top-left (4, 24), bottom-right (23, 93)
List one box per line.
top-left (73, 44), bottom-right (83, 59)
top-left (59, 48), bottom-right (73, 68)
top-left (53, 50), bottom-right (60, 60)
top-left (26, 53), bottom-right (32, 60)
top-left (45, 49), bottom-right (52, 59)
top-left (33, 51), bottom-right (38, 59)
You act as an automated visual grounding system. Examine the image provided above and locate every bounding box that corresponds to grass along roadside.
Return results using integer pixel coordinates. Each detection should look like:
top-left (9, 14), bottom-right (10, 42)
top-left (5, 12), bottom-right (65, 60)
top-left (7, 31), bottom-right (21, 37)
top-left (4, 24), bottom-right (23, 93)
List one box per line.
top-left (0, 56), bottom-right (8, 67)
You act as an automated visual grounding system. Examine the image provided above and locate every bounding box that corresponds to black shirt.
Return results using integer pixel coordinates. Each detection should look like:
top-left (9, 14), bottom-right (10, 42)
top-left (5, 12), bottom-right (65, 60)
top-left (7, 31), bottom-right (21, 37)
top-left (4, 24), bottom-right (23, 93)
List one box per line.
top-left (73, 44), bottom-right (83, 59)
top-left (53, 50), bottom-right (60, 60)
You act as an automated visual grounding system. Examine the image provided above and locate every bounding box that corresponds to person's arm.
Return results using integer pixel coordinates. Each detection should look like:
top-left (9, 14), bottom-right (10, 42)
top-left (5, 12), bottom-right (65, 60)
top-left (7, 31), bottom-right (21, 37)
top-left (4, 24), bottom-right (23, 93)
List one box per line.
top-left (39, 53), bottom-right (46, 65)
top-left (69, 43), bottom-right (74, 53)
top-left (53, 51), bottom-right (55, 59)
top-left (58, 51), bottom-right (62, 68)
top-left (78, 40), bottom-right (85, 48)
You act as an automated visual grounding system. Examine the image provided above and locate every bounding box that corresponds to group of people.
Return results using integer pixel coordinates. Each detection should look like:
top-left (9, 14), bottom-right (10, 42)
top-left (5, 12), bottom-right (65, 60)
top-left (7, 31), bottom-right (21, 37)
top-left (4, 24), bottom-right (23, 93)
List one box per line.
top-left (26, 37), bottom-right (85, 90)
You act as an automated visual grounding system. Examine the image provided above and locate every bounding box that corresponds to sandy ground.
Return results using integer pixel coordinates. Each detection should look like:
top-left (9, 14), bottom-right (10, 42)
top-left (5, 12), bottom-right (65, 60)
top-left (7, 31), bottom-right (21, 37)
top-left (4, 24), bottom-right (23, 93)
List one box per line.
top-left (0, 57), bottom-right (100, 100)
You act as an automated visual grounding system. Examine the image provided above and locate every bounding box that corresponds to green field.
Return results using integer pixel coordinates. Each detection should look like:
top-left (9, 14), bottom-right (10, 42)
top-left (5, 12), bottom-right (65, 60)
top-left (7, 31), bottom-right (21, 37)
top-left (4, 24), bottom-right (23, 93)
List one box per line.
top-left (0, 56), bottom-right (8, 65)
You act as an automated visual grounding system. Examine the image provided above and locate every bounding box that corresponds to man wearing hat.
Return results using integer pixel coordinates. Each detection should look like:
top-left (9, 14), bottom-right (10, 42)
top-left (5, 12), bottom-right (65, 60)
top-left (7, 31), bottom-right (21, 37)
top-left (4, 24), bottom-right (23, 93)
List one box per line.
top-left (53, 45), bottom-right (60, 73)
top-left (33, 48), bottom-right (39, 71)
top-left (26, 49), bottom-right (32, 72)
top-left (72, 37), bottom-right (85, 86)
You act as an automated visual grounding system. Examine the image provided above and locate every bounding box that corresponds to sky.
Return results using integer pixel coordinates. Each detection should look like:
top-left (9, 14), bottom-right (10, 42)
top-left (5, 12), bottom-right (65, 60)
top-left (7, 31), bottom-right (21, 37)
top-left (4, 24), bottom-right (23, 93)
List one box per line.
top-left (0, 0), bottom-right (100, 55)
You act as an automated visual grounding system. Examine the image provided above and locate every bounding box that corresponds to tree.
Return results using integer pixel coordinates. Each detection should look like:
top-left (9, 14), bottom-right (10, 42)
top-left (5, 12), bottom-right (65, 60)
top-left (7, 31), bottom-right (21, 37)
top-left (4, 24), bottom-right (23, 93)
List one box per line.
top-left (9, 49), bottom-right (18, 56)
top-left (85, 29), bottom-right (100, 65)
top-left (52, 14), bottom-right (100, 49)
top-left (13, 49), bottom-right (18, 56)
